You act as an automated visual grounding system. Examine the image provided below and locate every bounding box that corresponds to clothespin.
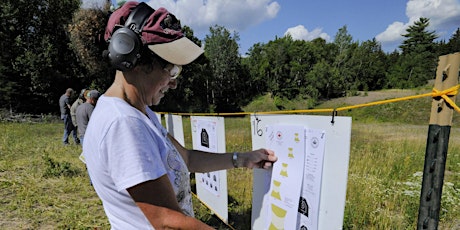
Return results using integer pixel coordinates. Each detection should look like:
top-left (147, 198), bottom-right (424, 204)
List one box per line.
top-left (331, 109), bottom-right (338, 125)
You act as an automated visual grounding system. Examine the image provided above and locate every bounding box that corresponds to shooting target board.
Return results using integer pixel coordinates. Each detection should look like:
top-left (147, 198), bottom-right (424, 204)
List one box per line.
top-left (250, 114), bottom-right (351, 230)
top-left (191, 116), bottom-right (228, 223)
top-left (165, 114), bottom-right (185, 146)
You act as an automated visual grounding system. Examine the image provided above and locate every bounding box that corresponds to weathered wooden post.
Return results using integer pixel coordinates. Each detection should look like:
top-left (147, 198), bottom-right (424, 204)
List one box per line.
top-left (417, 52), bottom-right (460, 230)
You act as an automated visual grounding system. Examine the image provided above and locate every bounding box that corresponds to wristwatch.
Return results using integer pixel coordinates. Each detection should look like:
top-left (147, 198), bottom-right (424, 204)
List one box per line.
top-left (232, 152), bottom-right (239, 168)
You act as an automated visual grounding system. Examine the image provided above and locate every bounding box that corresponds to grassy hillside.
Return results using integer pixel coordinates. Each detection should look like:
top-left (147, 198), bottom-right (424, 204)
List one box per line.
top-left (244, 88), bottom-right (460, 125)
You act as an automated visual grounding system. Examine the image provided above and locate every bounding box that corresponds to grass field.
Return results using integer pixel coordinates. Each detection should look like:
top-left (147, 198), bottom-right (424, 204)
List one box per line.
top-left (1, 116), bottom-right (459, 229)
top-left (1, 91), bottom-right (460, 229)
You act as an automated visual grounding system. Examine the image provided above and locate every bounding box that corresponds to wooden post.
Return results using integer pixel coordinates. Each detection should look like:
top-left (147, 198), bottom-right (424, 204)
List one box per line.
top-left (417, 52), bottom-right (460, 230)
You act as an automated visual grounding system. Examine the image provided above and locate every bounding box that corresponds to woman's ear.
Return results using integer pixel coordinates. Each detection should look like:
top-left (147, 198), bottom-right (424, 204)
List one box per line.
top-left (168, 79), bottom-right (178, 90)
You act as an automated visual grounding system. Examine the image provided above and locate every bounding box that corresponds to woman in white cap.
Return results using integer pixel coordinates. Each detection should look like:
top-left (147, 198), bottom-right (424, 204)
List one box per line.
top-left (74, 2), bottom-right (277, 229)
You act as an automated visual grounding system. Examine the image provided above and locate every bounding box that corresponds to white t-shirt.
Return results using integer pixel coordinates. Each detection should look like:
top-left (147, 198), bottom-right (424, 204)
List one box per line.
top-left (83, 95), bottom-right (193, 230)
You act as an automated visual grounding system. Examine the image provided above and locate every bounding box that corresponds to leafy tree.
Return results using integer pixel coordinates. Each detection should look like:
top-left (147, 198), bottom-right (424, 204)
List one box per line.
top-left (0, 0), bottom-right (81, 113)
top-left (245, 34), bottom-right (344, 103)
top-left (1, 3), bottom-right (454, 115)
top-left (258, 36), bottom-right (294, 100)
top-left (307, 60), bottom-right (340, 100)
top-left (286, 40), bottom-right (313, 98)
top-left (287, 38), bottom-right (335, 101)
top-left (156, 26), bottom-right (211, 113)
top-left (204, 25), bottom-right (246, 112)
top-left (269, 36), bottom-right (293, 99)
top-left (243, 43), bottom-right (269, 96)
top-left (332, 25), bottom-right (355, 96)
top-left (0, 1), bottom-right (18, 112)
top-left (348, 39), bottom-right (387, 91)
top-left (67, 3), bottom-right (113, 92)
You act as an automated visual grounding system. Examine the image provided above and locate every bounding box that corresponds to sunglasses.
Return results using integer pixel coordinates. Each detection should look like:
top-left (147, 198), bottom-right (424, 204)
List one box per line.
top-left (149, 50), bottom-right (182, 80)
top-left (165, 64), bottom-right (182, 80)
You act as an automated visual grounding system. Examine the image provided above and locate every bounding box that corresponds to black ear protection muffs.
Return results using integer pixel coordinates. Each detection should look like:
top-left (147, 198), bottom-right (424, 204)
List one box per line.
top-left (106, 3), bottom-right (154, 71)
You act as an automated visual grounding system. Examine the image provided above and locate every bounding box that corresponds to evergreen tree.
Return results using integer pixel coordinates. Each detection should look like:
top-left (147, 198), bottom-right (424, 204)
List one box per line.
top-left (387, 17), bottom-right (438, 88)
top-left (448, 28), bottom-right (460, 53)
top-left (400, 18), bottom-right (438, 54)
top-left (438, 28), bottom-right (460, 55)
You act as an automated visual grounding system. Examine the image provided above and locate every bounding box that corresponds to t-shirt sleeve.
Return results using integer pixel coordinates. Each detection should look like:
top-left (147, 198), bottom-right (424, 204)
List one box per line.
top-left (64, 97), bottom-right (71, 107)
top-left (103, 117), bottom-right (167, 192)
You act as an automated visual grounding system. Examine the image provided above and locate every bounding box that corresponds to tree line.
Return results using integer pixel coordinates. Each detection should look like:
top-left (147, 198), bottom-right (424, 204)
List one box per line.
top-left (1, 0), bottom-right (460, 114)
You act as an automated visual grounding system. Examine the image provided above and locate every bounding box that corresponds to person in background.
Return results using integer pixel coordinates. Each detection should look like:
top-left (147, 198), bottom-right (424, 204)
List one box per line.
top-left (74, 2), bottom-right (277, 229)
top-left (71, 88), bottom-right (88, 130)
top-left (59, 88), bottom-right (79, 145)
top-left (76, 90), bottom-right (100, 144)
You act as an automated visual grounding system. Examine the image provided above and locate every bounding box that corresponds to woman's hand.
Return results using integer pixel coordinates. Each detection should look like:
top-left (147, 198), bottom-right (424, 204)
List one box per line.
top-left (239, 148), bottom-right (277, 169)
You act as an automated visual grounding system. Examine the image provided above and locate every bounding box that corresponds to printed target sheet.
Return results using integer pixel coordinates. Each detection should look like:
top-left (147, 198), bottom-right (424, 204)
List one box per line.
top-left (250, 114), bottom-right (349, 230)
top-left (192, 118), bottom-right (220, 196)
top-left (266, 124), bottom-right (306, 230)
top-left (190, 116), bottom-right (229, 223)
top-left (297, 128), bottom-right (326, 230)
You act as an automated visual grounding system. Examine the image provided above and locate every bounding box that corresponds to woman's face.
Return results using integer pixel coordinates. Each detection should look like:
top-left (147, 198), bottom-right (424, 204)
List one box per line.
top-left (137, 62), bottom-right (178, 106)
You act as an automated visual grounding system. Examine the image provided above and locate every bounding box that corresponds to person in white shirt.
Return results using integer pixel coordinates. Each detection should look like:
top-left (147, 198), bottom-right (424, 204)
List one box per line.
top-left (77, 2), bottom-right (277, 229)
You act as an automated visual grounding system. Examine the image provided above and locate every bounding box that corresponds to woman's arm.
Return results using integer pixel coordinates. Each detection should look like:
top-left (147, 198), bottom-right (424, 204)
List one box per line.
top-left (168, 134), bottom-right (277, 173)
top-left (127, 175), bottom-right (213, 229)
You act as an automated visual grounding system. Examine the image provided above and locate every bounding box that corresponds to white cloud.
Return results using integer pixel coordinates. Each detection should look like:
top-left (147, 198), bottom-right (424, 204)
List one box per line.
top-left (284, 25), bottom-right (331, 42)
top-left (406, 0), bottom-right (460, 36)
top-left (146, 0), bottom-right (280, 34)
top-left (406, 0), bottom-right (460, 27)
top-left (81, 0), bottom-right (107, 9)
top-left (376, 21), bottom-right (407, 42)
top-left (376, 0), bottom-right (460, 48)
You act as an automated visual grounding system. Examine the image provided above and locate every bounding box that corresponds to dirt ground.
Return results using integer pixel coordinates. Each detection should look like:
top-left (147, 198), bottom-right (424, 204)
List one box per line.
top-left (326, 89), bottom-right (431, 106)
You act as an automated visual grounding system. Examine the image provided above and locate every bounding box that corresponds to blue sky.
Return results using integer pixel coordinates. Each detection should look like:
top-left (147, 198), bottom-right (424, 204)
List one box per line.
top-left (84, 0), bottom-right (460, 54)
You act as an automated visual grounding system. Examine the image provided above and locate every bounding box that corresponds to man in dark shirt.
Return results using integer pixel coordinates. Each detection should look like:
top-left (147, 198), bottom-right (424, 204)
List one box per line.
top-left (59, 88), bottom-right (79, 145)
top-left (76, 90), bottom-right (100, 144)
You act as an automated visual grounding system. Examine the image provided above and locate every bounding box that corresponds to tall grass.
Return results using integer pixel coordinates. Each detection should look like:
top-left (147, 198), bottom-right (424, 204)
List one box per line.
top-left (0, 122), bottom-right (108, 229)
top-left (345, 123), bottom-right (460, 229)
top-left (1, 117), bottom-right (459, 229)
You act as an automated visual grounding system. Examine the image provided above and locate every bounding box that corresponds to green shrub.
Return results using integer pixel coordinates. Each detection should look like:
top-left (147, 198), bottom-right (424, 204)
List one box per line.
top-left (42, 155), bottom-right (81, 178)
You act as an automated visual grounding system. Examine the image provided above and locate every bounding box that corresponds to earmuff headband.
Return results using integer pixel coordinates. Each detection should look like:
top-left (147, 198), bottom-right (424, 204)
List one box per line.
top-left (124, 2), bottom-right (154, 35)
top-left (106, 3), bottom-right (155, 71)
